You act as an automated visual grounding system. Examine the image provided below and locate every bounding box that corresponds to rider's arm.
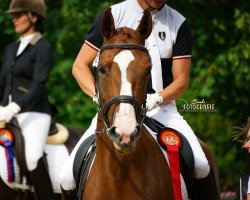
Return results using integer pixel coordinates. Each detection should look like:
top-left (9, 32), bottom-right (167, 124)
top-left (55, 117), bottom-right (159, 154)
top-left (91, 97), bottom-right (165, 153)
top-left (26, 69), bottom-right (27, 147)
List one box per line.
top-left (72, 43), bottom-right (98, 98)
top-left (72, 12), bottom-right (103, 98)
top-left (159, 57), bottom-right (190, 103)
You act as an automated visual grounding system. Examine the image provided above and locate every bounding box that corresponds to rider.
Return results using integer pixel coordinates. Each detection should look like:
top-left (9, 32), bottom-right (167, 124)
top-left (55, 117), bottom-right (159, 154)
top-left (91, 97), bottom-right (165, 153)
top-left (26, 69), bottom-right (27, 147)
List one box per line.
top-left (60, 0), bottom-right (218, 199)
top-left (0, 0), bottom-right (55, 199)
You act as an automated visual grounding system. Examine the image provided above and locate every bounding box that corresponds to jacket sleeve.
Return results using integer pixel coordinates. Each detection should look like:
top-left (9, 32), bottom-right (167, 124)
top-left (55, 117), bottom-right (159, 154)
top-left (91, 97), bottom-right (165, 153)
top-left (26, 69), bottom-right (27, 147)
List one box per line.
top-left (85, 11), bottom-right (104, 50)
top-left (15, 41), bottom-right (53, 109)
top-left (173, 20), bottom-right (192, 58)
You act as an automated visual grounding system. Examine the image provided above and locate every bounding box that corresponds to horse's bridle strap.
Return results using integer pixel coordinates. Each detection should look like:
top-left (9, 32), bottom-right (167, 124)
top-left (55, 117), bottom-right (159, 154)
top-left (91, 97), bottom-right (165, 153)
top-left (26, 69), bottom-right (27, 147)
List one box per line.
top-left (101, 95), bottom-right (141, 118)
top-left (100, 43), bottom-right (149, 54)
top-left (100, 95), bottom-right (146, 129)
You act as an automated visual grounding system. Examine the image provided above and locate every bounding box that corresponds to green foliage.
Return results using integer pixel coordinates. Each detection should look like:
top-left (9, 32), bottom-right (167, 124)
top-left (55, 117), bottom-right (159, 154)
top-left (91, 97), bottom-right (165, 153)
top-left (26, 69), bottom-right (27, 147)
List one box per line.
top-left (188, 1), bottom-right (250, 124)
top-left (47, 59), bottom-right (98, 128)
top-left (0, 0), bottom-right (249, 192)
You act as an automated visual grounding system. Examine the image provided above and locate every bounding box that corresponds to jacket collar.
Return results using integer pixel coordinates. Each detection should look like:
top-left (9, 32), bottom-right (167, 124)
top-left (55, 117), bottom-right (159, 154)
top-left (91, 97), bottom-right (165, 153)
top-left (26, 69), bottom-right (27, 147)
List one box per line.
top-left (30, 32), bottom-right (42, 45)
top-left (13, 32), bottom-right (42, 58)
top-left (16, 32), bottom-right (43, 45)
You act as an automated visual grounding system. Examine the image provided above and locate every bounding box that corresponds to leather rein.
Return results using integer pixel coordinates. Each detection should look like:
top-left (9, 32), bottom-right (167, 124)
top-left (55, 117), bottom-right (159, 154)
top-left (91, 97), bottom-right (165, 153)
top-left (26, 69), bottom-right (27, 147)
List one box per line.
top-left (95, 43), bottom-right (150, 136)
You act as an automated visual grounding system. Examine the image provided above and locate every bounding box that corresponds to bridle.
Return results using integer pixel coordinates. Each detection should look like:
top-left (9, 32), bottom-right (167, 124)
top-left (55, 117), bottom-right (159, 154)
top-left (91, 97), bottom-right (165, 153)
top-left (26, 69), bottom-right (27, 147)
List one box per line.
top-left (95, 43), bottom-right (150, 135)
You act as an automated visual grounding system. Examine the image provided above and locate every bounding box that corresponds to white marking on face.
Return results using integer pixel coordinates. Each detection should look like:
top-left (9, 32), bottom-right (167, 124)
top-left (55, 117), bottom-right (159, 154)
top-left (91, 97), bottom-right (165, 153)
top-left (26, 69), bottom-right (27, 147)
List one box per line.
top-left (113, 50), bottom-right (137, 144)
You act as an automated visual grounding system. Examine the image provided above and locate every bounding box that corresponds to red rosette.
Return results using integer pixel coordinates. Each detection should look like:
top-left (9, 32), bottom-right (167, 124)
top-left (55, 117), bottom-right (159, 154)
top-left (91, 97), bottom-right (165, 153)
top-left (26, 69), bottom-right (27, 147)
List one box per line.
top-left (0, 128), bottom-right (14, 146)
top-left (158, 129), bottom-right (182, 149)
top-left (157, 128), bottom-right (183, 200)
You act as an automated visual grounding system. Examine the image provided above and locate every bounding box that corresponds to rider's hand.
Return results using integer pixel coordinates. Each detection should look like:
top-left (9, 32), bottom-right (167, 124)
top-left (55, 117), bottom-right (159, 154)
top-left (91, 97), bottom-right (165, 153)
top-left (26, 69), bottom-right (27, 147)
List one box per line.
top-left (0, 102), bottom-right (21, 122)
top-left (146, 93), bottom-right (163, 111)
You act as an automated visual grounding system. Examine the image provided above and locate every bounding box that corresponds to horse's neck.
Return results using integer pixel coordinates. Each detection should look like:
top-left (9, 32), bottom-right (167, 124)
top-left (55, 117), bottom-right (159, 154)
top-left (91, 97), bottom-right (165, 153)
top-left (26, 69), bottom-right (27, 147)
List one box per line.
top-left (82, 120), bottom-right (175, 199)
top-left (85, 126), bottom-right (174, 199)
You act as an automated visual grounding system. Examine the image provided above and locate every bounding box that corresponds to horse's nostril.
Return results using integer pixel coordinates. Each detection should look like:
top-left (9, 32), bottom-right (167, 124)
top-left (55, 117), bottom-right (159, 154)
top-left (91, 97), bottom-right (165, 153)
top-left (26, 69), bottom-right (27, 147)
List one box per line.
top-left (107, 126), bottom-right (121, 142)
top-left (130, 125), bottom-right (141, 142)
top-left (107, 126), bottom-right (116, 137)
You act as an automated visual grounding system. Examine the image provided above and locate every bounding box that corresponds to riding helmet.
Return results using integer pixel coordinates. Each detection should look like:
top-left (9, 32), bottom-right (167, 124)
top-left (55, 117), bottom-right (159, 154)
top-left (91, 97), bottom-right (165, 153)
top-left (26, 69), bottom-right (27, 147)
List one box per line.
top-left (6, 0), bottom-right (46, 19)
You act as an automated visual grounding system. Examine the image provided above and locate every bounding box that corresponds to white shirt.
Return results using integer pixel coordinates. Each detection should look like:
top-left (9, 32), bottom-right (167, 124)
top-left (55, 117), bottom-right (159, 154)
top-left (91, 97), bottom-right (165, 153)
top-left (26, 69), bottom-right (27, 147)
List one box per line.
top-left (16, 33), bottom-right (36, 56)
top-left (111, 0), bottom-right (189, 91)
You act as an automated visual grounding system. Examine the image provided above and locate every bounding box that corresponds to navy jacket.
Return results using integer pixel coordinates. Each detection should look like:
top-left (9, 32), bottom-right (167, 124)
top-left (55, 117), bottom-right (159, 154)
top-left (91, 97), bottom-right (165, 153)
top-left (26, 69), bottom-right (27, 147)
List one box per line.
top-left (0, 33), bottom-right (52, 114)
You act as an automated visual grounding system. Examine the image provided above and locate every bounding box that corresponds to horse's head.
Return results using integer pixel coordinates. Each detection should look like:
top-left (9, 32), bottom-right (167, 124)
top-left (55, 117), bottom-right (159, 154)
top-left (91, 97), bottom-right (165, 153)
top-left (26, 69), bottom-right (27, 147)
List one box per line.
top-left (96, 8), bottom-right (152, 153)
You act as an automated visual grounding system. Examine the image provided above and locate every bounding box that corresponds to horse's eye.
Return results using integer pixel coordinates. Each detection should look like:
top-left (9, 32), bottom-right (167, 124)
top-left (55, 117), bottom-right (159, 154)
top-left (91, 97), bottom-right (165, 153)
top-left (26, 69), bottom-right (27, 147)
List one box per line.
top-left (98, 65), bottom-right (106, 75)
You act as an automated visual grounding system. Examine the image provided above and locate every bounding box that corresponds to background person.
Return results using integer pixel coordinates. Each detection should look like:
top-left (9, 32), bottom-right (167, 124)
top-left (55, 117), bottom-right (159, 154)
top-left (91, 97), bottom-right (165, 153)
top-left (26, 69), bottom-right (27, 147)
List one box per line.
top-left (0, 0), bottom-right (55, 199)
top-left (235, 117), bottom-right (250, 200)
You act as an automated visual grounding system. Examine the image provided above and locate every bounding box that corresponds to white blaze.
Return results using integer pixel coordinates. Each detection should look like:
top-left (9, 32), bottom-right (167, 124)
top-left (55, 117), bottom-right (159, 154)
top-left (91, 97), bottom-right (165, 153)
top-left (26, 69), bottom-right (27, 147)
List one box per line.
top-left (113, 50), bottom-right (137, 143)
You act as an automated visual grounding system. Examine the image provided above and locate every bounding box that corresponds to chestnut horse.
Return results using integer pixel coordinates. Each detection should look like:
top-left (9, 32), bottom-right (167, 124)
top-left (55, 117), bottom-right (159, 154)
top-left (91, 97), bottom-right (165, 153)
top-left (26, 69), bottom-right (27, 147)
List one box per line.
top-left (82, 8), bottom-right (220, 200)
top-left (0, 125), bottom-right (84, 200)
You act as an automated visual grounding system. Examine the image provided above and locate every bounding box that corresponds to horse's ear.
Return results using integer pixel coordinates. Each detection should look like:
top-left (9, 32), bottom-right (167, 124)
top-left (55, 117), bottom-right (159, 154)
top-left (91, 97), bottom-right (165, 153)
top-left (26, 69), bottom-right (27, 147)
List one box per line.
top-left (101, 7), bottom-right (116, 39)
top-left (136, 10), bottom-right (152, 40)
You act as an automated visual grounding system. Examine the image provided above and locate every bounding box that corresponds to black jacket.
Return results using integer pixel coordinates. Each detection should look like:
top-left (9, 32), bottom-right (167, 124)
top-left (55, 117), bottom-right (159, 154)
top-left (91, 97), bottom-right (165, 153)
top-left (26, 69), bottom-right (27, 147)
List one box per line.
top-left (0, 33), bottom-right (52, 115)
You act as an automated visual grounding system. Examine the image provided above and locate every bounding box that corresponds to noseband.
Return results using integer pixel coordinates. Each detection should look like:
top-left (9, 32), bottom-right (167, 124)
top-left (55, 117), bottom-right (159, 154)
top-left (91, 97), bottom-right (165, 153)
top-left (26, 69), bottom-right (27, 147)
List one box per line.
top-left (95, 43), bottom-right (150, 134)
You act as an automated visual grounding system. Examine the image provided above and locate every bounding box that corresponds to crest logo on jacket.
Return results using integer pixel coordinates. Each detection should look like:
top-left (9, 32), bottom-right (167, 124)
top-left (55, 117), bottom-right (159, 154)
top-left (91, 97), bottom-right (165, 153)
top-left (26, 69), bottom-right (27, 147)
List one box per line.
top-left (158, 31), bottom-right (166, 41)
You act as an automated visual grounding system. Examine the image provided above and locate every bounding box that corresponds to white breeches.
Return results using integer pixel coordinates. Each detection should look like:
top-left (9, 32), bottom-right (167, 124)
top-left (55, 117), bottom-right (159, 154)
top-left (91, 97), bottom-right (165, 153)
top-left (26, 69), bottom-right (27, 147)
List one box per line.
top-left (15, 112), bottom-right (51, 171)
top-left (60, 101), bottom-right (209, 190)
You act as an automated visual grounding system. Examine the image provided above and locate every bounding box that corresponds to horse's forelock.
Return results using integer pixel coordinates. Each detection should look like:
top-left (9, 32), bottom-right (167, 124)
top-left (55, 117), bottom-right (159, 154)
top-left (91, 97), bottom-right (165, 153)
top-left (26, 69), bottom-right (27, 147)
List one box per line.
top-left (106, 27), bottom-right (142, 45)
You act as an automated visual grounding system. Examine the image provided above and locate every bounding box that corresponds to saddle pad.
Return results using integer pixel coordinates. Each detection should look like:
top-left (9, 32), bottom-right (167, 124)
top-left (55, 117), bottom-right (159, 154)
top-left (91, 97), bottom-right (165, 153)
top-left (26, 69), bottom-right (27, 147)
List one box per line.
top-left (73, 134), bottom-right (96, 200)
top-left (73, 134), bottom-right (96, 181)
top-left (0, 144), bottom-right (69, 193)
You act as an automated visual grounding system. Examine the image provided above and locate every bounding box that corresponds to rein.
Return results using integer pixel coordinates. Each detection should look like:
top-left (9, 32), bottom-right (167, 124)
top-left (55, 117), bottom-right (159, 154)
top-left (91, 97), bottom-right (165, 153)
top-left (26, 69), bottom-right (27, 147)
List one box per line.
top-left (95, 43), bottom-right (149, 136)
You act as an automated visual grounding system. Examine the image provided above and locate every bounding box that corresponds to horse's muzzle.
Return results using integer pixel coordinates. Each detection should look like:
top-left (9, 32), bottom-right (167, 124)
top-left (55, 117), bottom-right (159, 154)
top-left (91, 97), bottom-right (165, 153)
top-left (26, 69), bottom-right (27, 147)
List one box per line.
top-left (107, 124), bottom-right (141, 151)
